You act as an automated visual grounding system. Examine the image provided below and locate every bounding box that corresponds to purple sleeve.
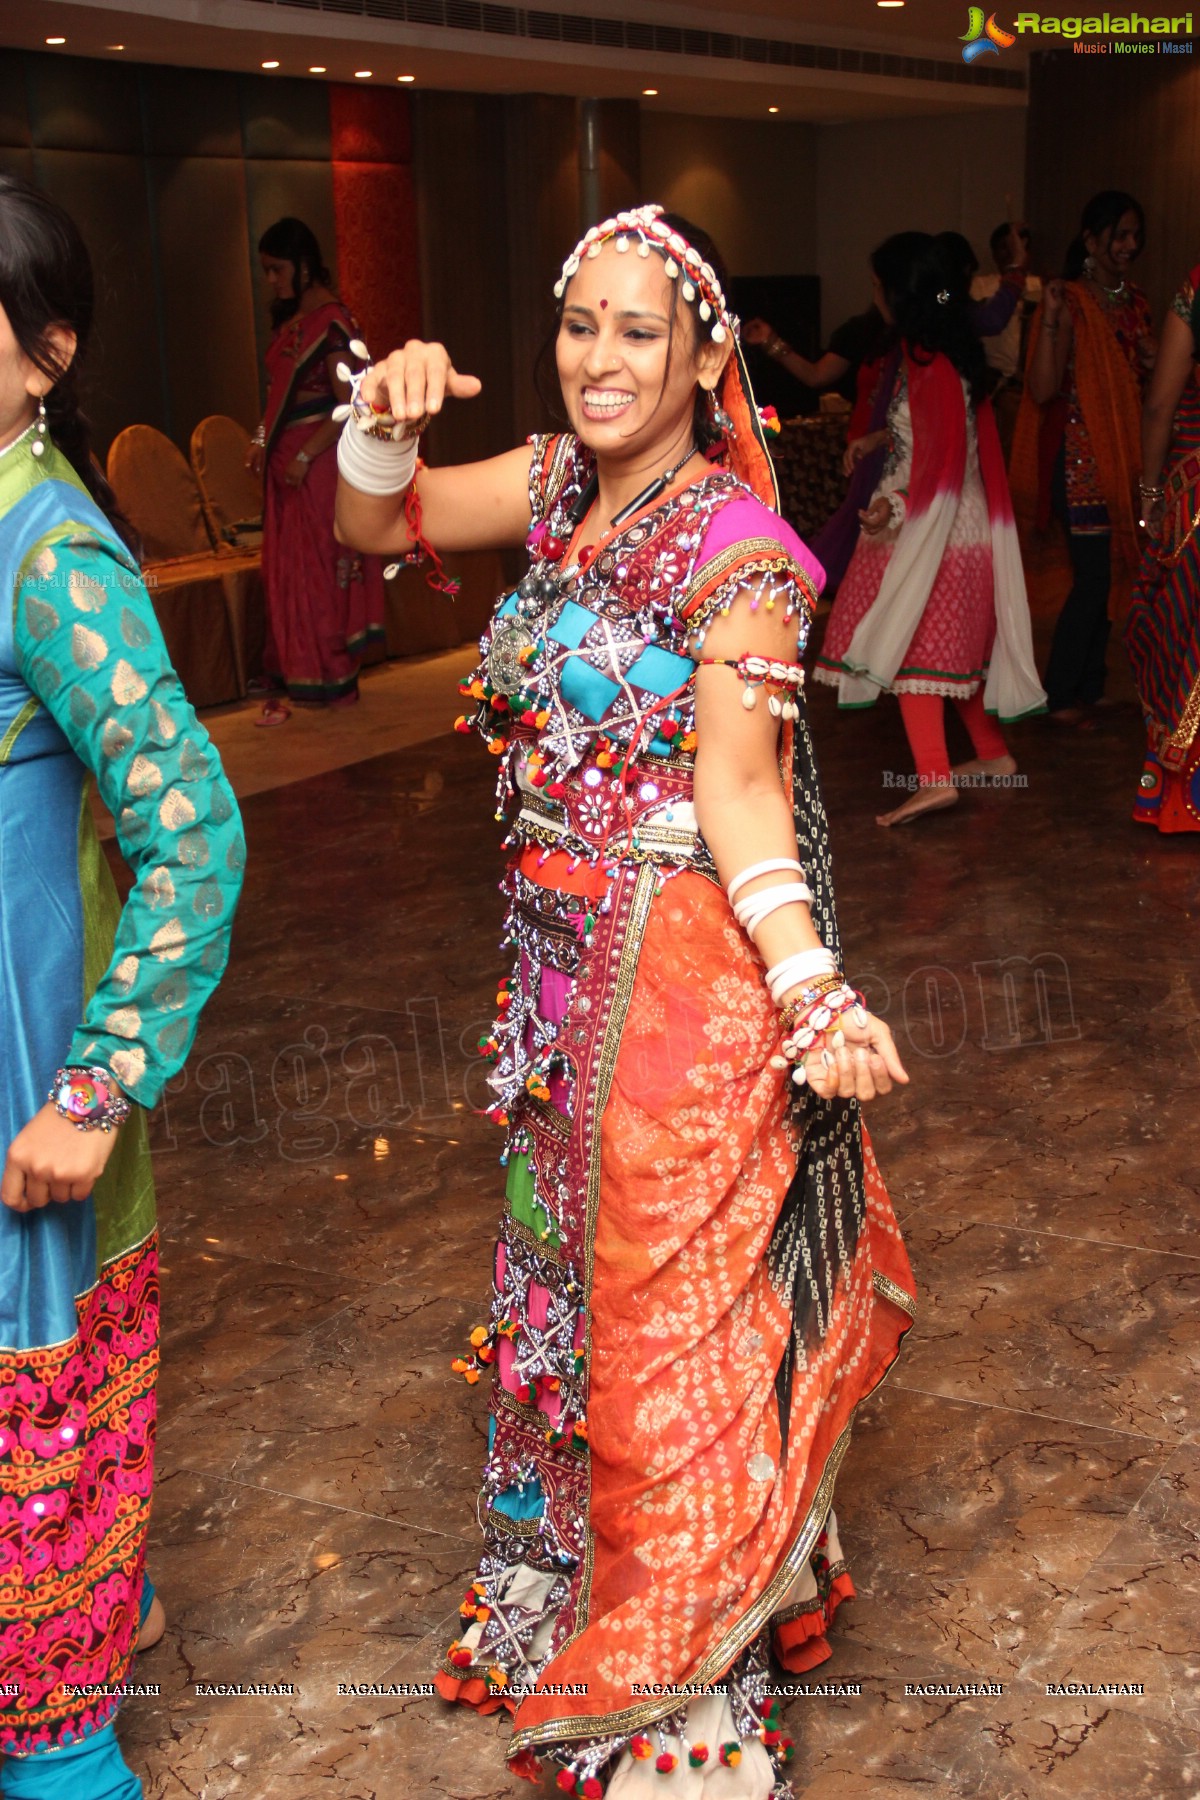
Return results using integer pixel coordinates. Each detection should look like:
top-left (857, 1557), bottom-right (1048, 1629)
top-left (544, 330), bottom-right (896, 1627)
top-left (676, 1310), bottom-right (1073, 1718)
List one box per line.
top-left (970, 277), bottom-right (1022, 338)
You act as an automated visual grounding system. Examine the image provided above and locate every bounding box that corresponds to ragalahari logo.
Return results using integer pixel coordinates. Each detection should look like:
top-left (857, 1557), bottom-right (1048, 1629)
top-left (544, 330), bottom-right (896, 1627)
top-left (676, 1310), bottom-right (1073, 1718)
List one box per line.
top-left (960, 7), bottom-right (1017, 58)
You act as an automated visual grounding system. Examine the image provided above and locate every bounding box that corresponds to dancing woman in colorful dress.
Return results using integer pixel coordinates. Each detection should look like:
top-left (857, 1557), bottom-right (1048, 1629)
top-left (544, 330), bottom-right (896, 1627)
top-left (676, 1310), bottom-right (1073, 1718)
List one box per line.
top-left (1011, 190), bottom-right (1156, 724)
top-left (336, 206), bottom-right (916, 1797)
top-left (814, 233), bottom-right (1045, 826)
top-left (246, 218), bottom-right (385, 721)
top-left (0, 176), bottom-right (244, 1797)
top-left (1126, 258), bottom-right (1200, 831)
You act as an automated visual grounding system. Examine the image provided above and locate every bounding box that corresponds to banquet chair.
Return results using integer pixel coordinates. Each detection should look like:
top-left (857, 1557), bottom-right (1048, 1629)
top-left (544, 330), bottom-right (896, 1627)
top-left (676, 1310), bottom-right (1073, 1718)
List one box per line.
top-left (190, 415), bottom-right (264, 551)
top-left (107, 425), bottom-right (264, 705)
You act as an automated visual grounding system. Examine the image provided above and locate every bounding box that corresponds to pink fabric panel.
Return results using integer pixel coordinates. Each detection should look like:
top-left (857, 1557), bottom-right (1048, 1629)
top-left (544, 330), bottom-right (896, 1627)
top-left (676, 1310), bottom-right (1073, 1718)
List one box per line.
top-left (698, 493), bottom-right (826, 596)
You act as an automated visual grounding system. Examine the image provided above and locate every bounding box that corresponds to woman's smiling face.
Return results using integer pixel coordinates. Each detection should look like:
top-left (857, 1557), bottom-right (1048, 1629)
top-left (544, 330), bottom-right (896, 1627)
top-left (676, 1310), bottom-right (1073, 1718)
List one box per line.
top-left (555, 240), bottom-right (725, 465)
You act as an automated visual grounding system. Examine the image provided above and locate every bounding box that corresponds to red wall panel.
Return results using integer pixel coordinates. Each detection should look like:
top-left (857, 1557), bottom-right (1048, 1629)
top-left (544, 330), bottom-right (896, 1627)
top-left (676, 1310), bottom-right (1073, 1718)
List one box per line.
top-left (329, 86), bottom-right (421, 359)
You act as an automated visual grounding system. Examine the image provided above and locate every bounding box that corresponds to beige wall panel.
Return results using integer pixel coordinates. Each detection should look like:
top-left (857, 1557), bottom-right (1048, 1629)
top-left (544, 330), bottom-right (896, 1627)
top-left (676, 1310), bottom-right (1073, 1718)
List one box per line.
top-left (815, 109), bottom-right (1026, 337)
top-left (640, 113), bottom-right (817, 282)
top-left (1026, 51), bottom-right (1200, 323)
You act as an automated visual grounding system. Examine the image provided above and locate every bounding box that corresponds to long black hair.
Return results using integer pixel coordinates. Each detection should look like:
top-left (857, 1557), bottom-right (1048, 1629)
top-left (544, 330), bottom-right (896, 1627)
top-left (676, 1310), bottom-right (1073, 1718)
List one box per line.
top-left (536, 208), bottom-right (732, 450)
top-left (258, 217), bottom-right (332, 327)
top-left (0, 175), bottom-right (138, 555)
top-left (1063, 189), bottom-right (1145, 280)
top-left (872, 229), bottom-right (988, 406)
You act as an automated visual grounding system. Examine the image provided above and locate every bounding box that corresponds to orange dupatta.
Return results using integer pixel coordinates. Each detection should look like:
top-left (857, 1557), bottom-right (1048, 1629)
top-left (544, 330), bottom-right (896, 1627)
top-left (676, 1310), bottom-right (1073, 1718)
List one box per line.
top-left (1010, 283), bottom-right (1143, 579)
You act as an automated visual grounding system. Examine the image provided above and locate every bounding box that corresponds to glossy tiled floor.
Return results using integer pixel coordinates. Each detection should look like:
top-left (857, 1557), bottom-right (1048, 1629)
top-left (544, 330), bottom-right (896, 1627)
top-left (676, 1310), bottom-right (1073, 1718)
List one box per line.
top-left (115, 665), bottom-right (1200, 1800)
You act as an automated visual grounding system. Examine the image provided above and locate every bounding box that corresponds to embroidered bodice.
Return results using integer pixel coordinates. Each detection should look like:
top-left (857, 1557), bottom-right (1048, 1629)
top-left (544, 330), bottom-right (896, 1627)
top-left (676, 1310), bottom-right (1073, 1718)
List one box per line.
top-left (460, 434), bottom-right (821, 877)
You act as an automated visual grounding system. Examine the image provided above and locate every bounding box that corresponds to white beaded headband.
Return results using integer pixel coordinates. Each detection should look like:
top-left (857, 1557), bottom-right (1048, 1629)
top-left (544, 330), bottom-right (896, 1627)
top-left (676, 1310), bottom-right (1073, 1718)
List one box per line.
top-left (553, 203), bottom-right (734, 344)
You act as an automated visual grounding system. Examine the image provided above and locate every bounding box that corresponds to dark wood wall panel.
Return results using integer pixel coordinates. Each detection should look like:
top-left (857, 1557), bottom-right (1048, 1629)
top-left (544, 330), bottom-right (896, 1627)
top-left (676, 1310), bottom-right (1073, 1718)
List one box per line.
top-left (503, 96), bottom-right (579, 446)
top-left (150, 158), bottom-right (261, 440)
top-left (596, 98), bottom-right (642, 217)
top-left (0, 54), bottom-right (370, 454)
top-left (30, 148), bottom-right (163, 450)
top-left (1027, 48), bottom-right (1200, 321)
top-left (412, 91), bottom-right (520, 471)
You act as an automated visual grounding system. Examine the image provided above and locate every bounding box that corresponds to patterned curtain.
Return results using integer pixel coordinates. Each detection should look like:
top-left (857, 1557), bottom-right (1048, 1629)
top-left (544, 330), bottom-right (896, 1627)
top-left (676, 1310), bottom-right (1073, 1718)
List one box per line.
top-left (329, 85), bottom-right (423, 358)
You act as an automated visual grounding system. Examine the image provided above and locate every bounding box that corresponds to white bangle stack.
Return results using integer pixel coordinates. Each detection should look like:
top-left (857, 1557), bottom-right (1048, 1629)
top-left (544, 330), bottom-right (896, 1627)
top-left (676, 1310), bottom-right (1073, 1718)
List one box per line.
top-left (336, 419), bottom-right (418, 497)
top-left (732, 882), bottom-right (814, 935)
top-left (765, 947), bottom-right (838, 1007)
top-left (334, 356), bottom-right (422, 498)
top-left (726, 858), bottom-right (809, 905)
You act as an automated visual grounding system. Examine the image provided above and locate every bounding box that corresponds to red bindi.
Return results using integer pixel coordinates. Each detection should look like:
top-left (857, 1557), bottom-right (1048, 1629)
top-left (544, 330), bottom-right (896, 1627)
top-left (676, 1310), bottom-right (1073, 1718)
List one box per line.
top-left (599, 299), bottom-right (608, 310)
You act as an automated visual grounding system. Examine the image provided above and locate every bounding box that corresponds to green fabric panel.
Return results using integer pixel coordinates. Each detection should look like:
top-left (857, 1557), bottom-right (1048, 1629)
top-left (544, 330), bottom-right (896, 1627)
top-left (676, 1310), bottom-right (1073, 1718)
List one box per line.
top-left (240, 76), bottom-right (332, 161)
top-left (140, 67), bottom-right (242, 157)
top-left (0, 698), bottom-right (39, 765)
top-left (25, 51), bottom-right (142, 154)
top-left (0, 57), bottom-right (30, 149)
top-left (506, 1148), bottom-right (559, 1251)
top-left (77, 785), bottom-right (156, 1267)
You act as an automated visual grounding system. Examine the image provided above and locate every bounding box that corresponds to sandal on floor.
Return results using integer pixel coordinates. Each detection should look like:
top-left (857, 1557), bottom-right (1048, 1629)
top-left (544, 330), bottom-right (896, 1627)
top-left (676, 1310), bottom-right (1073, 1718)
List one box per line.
top-left (254, 700), bottom-right (291, 727)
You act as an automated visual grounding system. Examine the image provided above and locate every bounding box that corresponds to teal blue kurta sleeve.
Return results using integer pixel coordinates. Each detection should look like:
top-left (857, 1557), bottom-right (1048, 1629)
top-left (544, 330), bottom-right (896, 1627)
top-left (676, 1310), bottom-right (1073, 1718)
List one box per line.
top-left (13, 524), bottom-right (246, 1108)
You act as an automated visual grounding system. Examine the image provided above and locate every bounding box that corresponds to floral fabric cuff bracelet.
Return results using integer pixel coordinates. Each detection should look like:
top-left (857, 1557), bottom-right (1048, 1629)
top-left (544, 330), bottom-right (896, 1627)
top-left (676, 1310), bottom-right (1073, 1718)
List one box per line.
top-left (50, 1065), bottom-right (133, 1133)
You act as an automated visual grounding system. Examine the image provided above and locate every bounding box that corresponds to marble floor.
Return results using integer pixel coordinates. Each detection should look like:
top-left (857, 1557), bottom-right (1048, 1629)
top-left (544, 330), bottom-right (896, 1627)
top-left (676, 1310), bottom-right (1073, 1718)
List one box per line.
top-left (113, 656), bottom-right (1200, 1800)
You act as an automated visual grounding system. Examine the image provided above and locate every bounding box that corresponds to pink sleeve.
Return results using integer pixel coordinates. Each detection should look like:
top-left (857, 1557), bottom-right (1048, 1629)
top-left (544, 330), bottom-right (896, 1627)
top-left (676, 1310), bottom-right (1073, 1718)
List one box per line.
top-left (696, 494), bottom-right (826, 597)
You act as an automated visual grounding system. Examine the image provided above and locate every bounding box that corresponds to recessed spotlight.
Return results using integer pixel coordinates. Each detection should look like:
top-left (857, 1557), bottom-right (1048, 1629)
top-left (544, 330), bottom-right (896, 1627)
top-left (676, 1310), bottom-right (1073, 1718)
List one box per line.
top-left (768, 105), bottom-right (780, 113)
top-left (46, 36), bottom-right (66, 45)
top-left (262, 60), bottom-right (280, 69)
top-left (877, 2), bottom-right (905, 7)
top-left (354, 69), bottom-right (373, 78)
top-left (397, 73), bottom-right (416, 82)
top-left (309, 65), bottom-right (326, 73)
top-left (643, 87), bottom-right (659, 96)
top-left (107, 43), bottom-right (125, 51)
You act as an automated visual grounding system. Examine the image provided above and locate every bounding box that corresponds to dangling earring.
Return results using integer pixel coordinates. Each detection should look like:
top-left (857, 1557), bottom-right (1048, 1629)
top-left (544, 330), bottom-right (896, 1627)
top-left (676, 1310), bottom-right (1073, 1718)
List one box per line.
top-left (707, 387), bottom-right (735, 437)
top-left (30, 396), bottom-right (47, 458)
top-left (1082, 253), bottom-right (1096, 282)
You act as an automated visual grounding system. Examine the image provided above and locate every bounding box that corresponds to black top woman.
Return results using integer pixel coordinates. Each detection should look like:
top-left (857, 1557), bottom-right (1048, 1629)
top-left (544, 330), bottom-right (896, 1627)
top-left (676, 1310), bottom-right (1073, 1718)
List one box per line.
top-left (336, 206), bottom-right (916, 1798)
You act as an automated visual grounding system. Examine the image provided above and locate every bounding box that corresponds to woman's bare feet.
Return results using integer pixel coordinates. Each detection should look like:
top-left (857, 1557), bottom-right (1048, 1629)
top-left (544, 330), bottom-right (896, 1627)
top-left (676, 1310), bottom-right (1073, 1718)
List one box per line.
top-left (952, 754), bottom-right (1017, 781)
top-left (876, 783), bottom-right (959, 828)
top-left (136, 1592), bottom-right (165, 1653)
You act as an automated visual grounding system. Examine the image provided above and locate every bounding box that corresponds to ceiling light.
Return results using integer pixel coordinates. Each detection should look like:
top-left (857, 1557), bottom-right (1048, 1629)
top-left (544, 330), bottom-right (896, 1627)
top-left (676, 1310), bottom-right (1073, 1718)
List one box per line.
top-left (309, 64), bottom-right (326, 73)
top-left (262, 60), bottom-right (280, 69)
top-left (397, 73), bottom-right (415, 82)
top-left (768, 105), bottom-right (780, 113)
top-left (107, 43), bottom-right (125, 51)
top-left (643, 87), bottom-right (659, 96)
top-left (354, 69), bottom-right (373, 78)
top-left (46, 36), bottom-right (66, 45)
top-left (877, 2), bottom-right (905, 7)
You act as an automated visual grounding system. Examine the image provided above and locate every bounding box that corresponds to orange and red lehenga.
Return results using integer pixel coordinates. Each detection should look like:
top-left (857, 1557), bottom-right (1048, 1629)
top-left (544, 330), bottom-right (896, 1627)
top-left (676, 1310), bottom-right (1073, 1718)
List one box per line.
top-left (437, 427), bottom-right (915, 1796)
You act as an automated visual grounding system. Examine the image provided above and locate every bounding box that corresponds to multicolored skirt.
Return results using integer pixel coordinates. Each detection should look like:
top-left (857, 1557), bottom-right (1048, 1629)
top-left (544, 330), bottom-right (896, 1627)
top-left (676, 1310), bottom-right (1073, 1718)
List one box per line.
top-left (1, 1228), bottom-right (158, 1756)
top-left (437, 843), bottom-right (915, 1790)
top-left (1127, 398), bottom-right (1200, 835)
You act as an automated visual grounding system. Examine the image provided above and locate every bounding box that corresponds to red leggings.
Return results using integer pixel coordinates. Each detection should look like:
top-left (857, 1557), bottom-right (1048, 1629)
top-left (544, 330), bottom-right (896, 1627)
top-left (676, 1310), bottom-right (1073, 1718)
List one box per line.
top-left (898, 690), bottom-right (1009, 786)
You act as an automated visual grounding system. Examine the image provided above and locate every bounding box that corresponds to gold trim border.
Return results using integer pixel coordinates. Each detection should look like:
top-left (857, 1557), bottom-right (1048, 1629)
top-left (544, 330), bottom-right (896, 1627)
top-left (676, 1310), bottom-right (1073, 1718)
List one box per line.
top-left (872, 1268), bottom-right (916, 1317)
